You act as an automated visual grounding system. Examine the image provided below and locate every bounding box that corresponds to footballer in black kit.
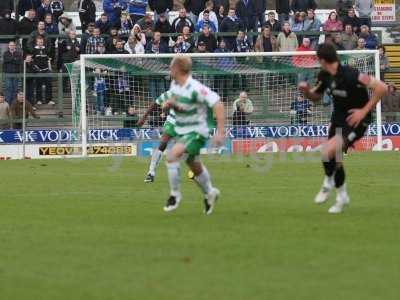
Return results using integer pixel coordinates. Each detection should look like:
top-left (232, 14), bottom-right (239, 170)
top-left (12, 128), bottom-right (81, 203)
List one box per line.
top-left (316, 62), bottom-right (372, 147)
top-left (299, 43), bottom-right (388, 214)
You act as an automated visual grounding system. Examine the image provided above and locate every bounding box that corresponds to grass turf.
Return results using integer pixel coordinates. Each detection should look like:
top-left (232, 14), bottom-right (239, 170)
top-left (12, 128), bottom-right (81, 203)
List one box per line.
top-left (0, 152), bottom-right (399, 300)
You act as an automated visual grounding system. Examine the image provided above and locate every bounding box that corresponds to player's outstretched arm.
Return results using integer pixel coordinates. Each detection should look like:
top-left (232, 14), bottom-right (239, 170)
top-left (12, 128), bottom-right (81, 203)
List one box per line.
top-left (212, 101), bottom-right (225, 147)
top-left (347, 75), bottom-right (388, 127)
top-left (298, 81), bottom-right (322, 102)
top-left (137, 102), bottom-right (157, 127)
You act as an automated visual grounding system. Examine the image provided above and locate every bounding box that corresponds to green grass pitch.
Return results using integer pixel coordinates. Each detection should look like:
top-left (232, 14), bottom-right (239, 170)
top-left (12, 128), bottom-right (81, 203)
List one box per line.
top-left (0, 152), bottom-right (399, 300)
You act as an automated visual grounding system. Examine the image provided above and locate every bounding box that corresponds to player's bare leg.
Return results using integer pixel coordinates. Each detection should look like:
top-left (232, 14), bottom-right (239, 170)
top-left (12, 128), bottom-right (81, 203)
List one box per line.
top-left (163, 143), bottom-right (186, 212)
top-left (145, 134), bottom-right (171, 183)
top-left (187, 158), bottom-right (220, 215)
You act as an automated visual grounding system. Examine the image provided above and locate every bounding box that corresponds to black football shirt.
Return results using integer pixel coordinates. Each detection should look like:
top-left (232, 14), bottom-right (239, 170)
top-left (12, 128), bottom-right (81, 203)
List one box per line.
top-left (315, 64), bottom-right (372, 126)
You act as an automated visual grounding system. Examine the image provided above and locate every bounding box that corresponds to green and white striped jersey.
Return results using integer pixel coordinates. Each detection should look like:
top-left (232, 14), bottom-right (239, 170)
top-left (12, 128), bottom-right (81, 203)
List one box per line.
top-left (168, 76), bottom-right (220, 137)
top-left (155, 91), bottom-right (176, 125)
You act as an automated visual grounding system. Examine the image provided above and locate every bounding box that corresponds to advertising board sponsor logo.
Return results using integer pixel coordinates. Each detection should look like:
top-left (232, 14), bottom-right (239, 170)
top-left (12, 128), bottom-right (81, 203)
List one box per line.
top-left (138, 140), bottom-right (232, 157)
top-left (232, 136), bottom-right (400, 154)
top-left (232, 138), bottom-right (325, 154)
top-left (87, 145), bottom-right (133, 155)
top-left (39, 146), bottom-right (81, 156)
top-left (0, 124), bottom-right (399, 144)
top-left (39, 145), bottom-right (135, 156)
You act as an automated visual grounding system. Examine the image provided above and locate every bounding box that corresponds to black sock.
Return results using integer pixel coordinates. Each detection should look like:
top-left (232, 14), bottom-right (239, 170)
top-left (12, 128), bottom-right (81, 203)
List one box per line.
top-left (322, 158), bottom-right (336, 177)
top-left (334, 165), bottom-right (346, 188)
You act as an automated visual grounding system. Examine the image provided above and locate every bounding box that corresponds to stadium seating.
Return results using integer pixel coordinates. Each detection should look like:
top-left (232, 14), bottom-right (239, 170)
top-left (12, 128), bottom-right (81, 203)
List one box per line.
top-left (384, 44), bottom-right (400, 89)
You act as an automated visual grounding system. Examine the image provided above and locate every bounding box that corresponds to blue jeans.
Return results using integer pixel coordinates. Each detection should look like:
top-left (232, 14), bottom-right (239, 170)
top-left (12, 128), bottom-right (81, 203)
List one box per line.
top-left (96, 92), bottom-right (105, 113)
top-left (4, 76), bottom-right (20, 104)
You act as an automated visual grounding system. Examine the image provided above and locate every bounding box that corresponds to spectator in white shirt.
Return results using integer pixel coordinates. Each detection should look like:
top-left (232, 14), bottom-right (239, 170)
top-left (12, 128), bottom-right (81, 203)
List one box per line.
top-left (124, 34), bottom-right (145, 54)
top-left (232, 91), bottom-right (254, 126)
top-left (130, 24), bottom-right (146, 47)
top-left (198, 1), bottom-right (219, 32)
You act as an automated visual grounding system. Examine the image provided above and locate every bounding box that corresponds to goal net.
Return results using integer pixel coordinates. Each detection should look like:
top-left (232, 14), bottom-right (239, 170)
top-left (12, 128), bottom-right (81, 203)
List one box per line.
top-left (67, 51), bottom-right (381, 156)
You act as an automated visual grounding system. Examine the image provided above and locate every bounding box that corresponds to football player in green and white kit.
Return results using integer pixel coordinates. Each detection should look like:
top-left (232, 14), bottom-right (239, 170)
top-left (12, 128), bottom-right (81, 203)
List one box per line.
top-left (138, 91), bottom-right (178, 183)
top-left (161, 55), bottom-right (225, 215)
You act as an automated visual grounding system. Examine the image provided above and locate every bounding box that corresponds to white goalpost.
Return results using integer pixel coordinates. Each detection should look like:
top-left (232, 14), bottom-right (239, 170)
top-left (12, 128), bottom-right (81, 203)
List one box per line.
top-left (69, 50), bottom-right (382, 157)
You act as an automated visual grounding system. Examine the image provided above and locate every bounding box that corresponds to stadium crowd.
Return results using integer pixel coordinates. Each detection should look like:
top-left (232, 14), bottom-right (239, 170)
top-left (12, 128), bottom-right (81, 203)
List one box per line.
top-left (0, 0), bottom-right (398, 128)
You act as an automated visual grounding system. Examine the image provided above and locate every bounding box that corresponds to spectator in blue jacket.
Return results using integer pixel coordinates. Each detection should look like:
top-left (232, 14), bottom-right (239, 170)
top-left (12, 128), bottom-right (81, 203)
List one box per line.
top-left (303, 9), bottom-right (321, 49)
top-left (290, 94), bottom-right (311, 125)
top-left (93, 68), bottom-right (107, 115)
top-left (128, 0), bottom-right (148, 25)
top-left (103, 0), bottom-right (127, 27)
top-left (44, 13), bottom-right (59, 35)
top-left (196, 10), bottom-right (217, 32)
top-left (117, 12), bottom-right (133, 40)
top-left (359, 25), bottom-right (378, 49)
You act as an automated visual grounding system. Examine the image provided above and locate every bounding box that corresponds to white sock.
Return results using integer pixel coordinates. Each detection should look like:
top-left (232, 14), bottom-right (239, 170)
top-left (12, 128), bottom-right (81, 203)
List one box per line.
top-left (323, 175), bottom-right (334, 189)
top-left (167, 161), bottom-right (181, 198)
top-left (194, 166), bottom-right (213, 195)
top-left (148, 149), bottom-right (163, 176)
top-left (336, 183), bottom-right (348, 198)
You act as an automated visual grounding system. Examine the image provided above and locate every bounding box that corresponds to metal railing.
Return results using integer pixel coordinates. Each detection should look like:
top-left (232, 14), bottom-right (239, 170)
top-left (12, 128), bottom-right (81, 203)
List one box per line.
top-left (0, 29), bottom-right (384, 42)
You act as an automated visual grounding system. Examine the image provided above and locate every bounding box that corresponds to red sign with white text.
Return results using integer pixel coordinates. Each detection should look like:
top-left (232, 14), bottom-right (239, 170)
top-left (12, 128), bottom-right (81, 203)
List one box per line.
top-left (232, 137), bottom-right (400, 154)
